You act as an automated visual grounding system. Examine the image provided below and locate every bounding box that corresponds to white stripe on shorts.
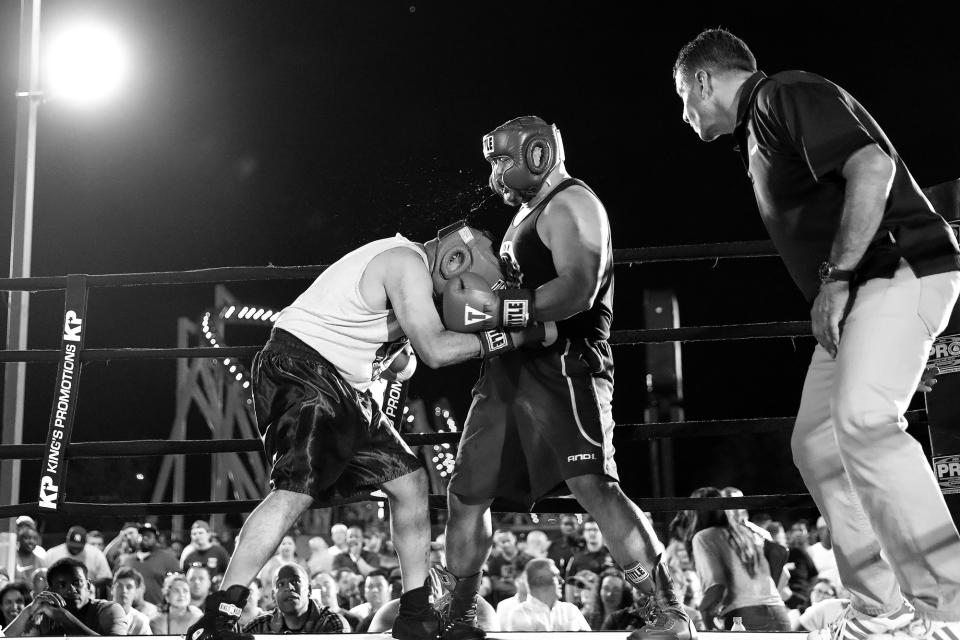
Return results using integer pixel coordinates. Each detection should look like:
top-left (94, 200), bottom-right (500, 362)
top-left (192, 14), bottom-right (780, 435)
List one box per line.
top-left (561, 339), bottom-right (602, 448)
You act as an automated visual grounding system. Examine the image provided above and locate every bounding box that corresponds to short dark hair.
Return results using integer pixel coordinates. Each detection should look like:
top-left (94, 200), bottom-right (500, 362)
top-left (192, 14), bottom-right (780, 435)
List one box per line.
top-left (113, 567), bottom-right (143, 587)
top-left (365, 568), bottom-right (391, 583)
top-left (0, 582), bottom-right (32, 610)
top-left (47, 557), bottom-right (87, 582)
top-left (674, 28), bottom-right (757, 83)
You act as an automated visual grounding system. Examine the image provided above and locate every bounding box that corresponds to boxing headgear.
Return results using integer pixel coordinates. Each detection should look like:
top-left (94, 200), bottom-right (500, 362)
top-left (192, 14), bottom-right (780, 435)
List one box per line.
top-left (482, 115), bottom-right (565, 201)
top-left (424, 220), bottom-right (504, 296)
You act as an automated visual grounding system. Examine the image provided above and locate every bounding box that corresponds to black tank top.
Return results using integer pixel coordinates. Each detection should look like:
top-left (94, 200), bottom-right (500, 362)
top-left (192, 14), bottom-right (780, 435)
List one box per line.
top-left (499, 178), bottom-right (614, 340)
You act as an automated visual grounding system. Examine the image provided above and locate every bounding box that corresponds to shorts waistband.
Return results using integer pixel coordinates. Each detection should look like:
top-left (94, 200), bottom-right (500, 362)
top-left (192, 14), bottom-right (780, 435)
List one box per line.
top-left (264, 328), bottom-right (334, 367)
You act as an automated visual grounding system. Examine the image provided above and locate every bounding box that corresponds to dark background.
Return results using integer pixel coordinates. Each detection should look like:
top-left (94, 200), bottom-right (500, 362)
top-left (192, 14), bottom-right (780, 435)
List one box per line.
top-left (1, 1), bottom-right (958, 535)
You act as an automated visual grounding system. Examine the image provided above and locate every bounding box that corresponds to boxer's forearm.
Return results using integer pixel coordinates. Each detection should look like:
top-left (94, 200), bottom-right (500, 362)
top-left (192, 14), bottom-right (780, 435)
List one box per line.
top-left (533, 272), bottom-right (598, 321)
top-left (831, 144), bottom-right (895, 270)
top-left (415, 330), bottom-right (481, 368)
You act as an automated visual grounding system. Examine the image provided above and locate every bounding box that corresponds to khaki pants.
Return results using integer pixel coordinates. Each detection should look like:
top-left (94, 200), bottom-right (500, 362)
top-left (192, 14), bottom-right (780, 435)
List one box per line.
top-left (792, 263), bottom-right (960, 622)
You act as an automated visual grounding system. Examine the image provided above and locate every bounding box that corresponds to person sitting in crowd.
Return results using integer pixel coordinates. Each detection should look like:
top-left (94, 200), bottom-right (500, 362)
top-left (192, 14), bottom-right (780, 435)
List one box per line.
top-left (564, 518), bottom-right (615, 603)
top-left (0, 583), bottom-right (31, 632)
top-left (596, 569), bottom-right (633, 630)
top-left (310, 571), bottom-right (360, 631)
top-left (167, 539), bottom-right (185, 562)
top-left (238, 578), bottom-right (265, 629)
top-left (3, 557), bottom-right (127, 636)
top-left (180, 521), bottom-right (230, 578)
top-left (495, 572), bottom-right (528, 629)
top-left (306, 537), bottom-right (332, 577)
top-left (326, 524), bottom-right (349, 561)
top-left (785, 520), bottom-right (820, 612)
top-left (104, 523), bottom-right (141, 572)
top-left (806, 517), bottom-right (842, 591)
top-left (487, 529), bottom-right (533, 606)
top-left (85, 532), bottom-right (105, 553)
top-left (185, 564), bottom-right (212, 611)
top-left (243, 564), bottom-right (347, 634)
top-left (117, 523), bottom-right (180, 607)
top-left (15, 518), bottom-right (45, 558)
top-left (602, 581), bottom-right (648, 631)
top-left (348, 569), bottom-right (392, 632)
top-left (566, 570), bottom-right (601, 629)
top-left (332, 527), bottom-right (380, 577)
top-left (111, 568), bottom-right (153, 635)
top-left (504, 558), bottom-right (590, 631)
top-left (14, 526), bottom-right (44, 585)
top-left (687, 486), bottom-right (791, 631)
top-left (795, 578), bottom-right (847, 633)
top-left (522, 531), bottom-right (551, 560)
top-left (763, 521), bottom-right (788, 547)
top-left (366, 531), bottom-right (400, 572)
top-left (333, 569), bottom-right (363, 611)
top-left (149, 573), bottom-right (202, 635)
top-left (547, 515), bottom-right (583, 577)
top-left (258, 534), bottom-right (306, 604)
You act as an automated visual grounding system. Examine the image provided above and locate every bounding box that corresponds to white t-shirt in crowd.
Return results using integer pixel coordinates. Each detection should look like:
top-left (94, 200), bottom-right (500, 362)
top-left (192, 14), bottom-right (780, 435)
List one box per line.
top-left (506, 594), bottom-right (591, 632)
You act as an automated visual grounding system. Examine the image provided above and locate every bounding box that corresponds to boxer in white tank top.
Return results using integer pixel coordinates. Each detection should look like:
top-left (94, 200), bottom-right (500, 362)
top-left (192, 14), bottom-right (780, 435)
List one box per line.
top-left (188, 224), bottom-right (551, 640)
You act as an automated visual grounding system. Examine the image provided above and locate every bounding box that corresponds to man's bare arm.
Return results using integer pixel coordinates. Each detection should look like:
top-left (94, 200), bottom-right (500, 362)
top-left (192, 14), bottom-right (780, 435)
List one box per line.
top-left (384, 248), bottom-right (481, 368)
top-left (535, 188), bottom-right (608, 321)
top-left (831, 143), bottom-right (895, 269)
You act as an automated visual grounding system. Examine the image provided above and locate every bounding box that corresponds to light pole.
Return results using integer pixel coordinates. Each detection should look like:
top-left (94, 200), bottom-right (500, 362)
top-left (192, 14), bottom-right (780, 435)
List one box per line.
top-left (2, 0), bottom-right (42, 578)
top-left (2, 0), bottom-right (127, 576)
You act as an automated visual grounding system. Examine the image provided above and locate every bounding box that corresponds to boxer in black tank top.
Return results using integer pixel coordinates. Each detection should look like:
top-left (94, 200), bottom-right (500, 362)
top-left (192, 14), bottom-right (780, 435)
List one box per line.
top-left (437, 116), bottom-right (694, 640)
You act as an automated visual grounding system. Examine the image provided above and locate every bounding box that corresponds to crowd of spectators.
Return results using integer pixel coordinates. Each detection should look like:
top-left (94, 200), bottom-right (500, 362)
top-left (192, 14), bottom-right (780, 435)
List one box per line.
top-left (0, 496), bottom-right (846, 635)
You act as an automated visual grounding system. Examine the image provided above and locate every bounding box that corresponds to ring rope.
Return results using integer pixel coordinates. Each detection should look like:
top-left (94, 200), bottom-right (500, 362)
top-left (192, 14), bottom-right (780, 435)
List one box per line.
top-left (0, 321), bottom-right (816, 364)
top-left (0, 410), bottom-right (927, 461)
top-left (0, 240), bottom-right (779, 292)
top-left (0, 493), bottom-right (815, 520)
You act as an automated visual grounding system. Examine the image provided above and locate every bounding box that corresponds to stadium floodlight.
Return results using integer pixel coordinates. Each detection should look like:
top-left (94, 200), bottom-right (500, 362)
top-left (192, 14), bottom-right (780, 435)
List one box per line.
top-left (45, 22), bottom-right (128, 106)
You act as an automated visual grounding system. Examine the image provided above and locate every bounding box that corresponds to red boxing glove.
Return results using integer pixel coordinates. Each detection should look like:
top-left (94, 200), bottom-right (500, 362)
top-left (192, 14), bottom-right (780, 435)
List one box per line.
top-left (442, 272), bottom-right (534, 333)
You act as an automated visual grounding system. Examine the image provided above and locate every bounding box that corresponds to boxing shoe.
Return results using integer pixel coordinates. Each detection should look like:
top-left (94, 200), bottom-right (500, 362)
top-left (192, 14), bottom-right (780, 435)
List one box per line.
top-left (393, 585), bottom-right (442, 640)
top-left (881, 618), bottom-right (960, 640)
top-left (814, 601), bottom-right (914, 640)
top-left (627, 560), bottom-right (696, 640)
top-left (185, 585), bottom-right (254, 640)
top-left (433, 567), bottom-right (486, 640)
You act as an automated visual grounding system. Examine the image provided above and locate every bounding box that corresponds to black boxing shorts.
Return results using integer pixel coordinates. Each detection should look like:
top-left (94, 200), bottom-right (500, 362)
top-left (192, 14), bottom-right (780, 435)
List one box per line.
top-left (252, 328), bottom-right (422, 505)
top-left (448, 337), bottom-right (618, 511)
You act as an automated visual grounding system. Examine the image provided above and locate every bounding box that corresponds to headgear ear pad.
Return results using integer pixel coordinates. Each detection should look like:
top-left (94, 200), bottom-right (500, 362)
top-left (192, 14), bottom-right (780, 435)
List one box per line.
top-left (426, 223), bottom-right (504, 296)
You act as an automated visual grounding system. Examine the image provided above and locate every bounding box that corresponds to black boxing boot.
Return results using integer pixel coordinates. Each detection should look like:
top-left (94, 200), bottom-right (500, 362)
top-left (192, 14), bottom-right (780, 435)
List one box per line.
top-left (434, 567), bottom-right (485, 640)
top-left (393, 585), bottom-right (442, 640)
top-left (626, 558), bottom-right (696, 640)
top-left (185, 585), bottom-right (254, 640)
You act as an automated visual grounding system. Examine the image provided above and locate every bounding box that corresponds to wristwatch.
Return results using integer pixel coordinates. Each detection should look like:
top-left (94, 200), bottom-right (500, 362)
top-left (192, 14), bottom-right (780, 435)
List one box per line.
top-left (818, 261), bottom-right (854, 284)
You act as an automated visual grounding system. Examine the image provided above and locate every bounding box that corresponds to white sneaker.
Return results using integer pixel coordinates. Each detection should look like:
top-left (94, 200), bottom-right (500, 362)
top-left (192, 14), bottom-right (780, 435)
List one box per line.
top-left (880, 619), bottom-right (960, 640)
top-left (827, 602), bottom-right (915, 640)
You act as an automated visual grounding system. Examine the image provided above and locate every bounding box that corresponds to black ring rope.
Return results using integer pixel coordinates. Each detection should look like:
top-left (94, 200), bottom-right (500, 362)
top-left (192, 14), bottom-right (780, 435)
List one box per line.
top-left (0, 493), bottom-right (815, 520)
top-left (0, 321), bottom-right (815, 363)
top-left (0, 240), bottom-right (778, 292)
top-left (0, 410), bottom-right (926, 461)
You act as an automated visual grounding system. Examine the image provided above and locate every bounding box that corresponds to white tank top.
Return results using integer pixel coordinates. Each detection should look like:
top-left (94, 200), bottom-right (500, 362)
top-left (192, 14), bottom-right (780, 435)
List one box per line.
top-left (273, 234), bottom-right (427, 391)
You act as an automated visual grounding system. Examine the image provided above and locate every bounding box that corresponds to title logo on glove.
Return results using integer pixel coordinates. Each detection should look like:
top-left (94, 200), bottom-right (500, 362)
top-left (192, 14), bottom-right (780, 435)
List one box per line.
top-left (464, 305), bottom-right (492, 326)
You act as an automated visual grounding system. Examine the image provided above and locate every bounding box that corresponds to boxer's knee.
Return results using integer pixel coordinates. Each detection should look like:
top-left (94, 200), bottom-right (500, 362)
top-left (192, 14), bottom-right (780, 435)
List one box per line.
top-left (567, 473), bottom-right (615, 509)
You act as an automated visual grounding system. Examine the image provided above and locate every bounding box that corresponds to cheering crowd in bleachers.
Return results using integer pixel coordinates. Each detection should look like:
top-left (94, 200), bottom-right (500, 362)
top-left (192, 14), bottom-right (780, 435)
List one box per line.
top-left (0, 489), bottom-right (848, 635)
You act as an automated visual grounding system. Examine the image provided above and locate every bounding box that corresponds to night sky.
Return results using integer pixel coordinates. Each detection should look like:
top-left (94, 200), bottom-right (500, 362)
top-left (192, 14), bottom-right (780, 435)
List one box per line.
top-left (1, 2), bottom-right (958, 533)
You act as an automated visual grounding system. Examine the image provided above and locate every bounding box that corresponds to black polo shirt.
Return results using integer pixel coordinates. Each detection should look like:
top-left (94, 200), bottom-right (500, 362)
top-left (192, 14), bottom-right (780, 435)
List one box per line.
top-left (733, 70), bottom-right (960, 301)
